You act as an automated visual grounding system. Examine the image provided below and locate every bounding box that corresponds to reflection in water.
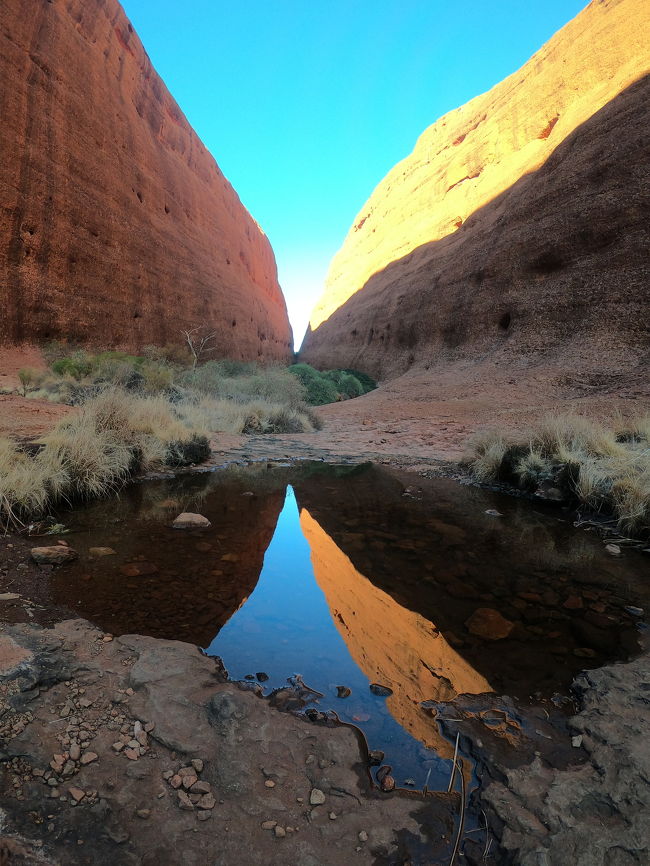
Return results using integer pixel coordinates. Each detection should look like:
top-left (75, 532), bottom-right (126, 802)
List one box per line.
top-left (299, 507), bottom-right (491, 761)
top-left (50, 462), bottom-right (648, 787)
top-left (207, 487), bottom-right (458, 787)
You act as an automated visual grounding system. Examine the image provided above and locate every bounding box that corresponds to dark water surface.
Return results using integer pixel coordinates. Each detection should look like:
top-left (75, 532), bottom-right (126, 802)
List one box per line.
top-left (50, 463), bottom-right (649, 789)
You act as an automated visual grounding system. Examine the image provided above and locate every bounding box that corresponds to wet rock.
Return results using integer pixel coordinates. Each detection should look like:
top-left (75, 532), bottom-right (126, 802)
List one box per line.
top-left (256, 672), bottom-right (269, 682)
top-left (380, 775), bottom-right (396, 792)
top-left (376, 765), bottom-right (392, 783)
top-left (336, 686), bottom-right (351, 698)
top-left (465, 608), bottom-right (514, 640)
top-left (172, 513), bottom-right (211, 529)
top-left (369, 683), bottom-right (393, 697)
top-left (368, 750), bottom-right (384, 766)
top-left (30, 546), bottom-right (77, 565)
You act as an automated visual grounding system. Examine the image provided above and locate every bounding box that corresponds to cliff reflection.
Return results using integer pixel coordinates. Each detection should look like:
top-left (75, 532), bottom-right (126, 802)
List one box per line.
top-left (300, 507), bottom-right (491, 758)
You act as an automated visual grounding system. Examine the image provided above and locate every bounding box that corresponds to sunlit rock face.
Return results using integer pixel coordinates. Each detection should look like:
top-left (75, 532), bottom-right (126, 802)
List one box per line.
top-left (299, 507), bottom-right (491, 758)
top-left (302, 0), bottom-right (649, 379)
top-left (0, 0), bottom-right (292, 359)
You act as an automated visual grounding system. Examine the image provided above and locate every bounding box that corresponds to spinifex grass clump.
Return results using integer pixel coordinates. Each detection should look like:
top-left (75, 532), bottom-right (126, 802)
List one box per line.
top-left (0, 390), bottom-right (210, 527)
top-left (468, 414), bottom-right (650, 534)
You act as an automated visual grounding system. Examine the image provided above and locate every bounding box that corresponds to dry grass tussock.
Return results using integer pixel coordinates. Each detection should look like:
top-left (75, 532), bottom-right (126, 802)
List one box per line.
top-left (467, 413), bottom-right (650, 534)
top-left (0, 390), bottom-right (209, 526)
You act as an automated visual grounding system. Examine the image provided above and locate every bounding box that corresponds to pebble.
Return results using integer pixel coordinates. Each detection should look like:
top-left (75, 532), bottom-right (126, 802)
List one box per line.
top-left (162, 770), bottom-right (174, 781)
top-left (329, 812), bottom-right (337, 820)
top-left (136, 809), bottom-right (151, 819)
top-left (169, 775), bottom-right (182, 789)
top-left (189, 781), bottom-right (211, 794)
top-left (198, 794), bottom-right (216, 810)
top-left (177, 790), bottom-right (194, 811)
top-left (264, 780), bottom-right (276, 788)
top-left (310, 788), bottom-right (326, 805)
top-left (605, 543), bottom-right (621, 556)
top-left (197, 810), bottom-right (212, 821)
top-left (80, 752), bottom-right (98, 766)
top-left (191, 758), bottom-right (203, 773)
top-left (69, 743), bottom-right (81, 761)
top-left (572, 735), bottom-right (583, 748)
top-left (274, 826), bottom-right (286, 838)
top-left (124, 749), bottom-right (139, 761)
top-left (358, 831), bottom-right (369, 842)
top-left (261, 821), bottom-right (277, 830)
top-left (182, 774), bottom-right (198, 790)
top-left (112, 742), bottom-right (124, 752)
top-left (68, 787), bottom-right (85, 803)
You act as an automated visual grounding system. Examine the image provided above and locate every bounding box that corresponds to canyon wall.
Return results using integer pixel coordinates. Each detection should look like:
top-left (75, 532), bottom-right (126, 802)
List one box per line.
top-left (0, 0), bottom-right (292, 359)
top-left (301, 0), bottom-right (649, 379)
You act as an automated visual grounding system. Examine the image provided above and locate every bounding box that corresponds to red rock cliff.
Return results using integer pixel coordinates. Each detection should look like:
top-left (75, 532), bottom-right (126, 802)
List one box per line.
top-left (0, 0), bottom-right (292, 359)
top-left (301, 0), bottom-right (649, 380)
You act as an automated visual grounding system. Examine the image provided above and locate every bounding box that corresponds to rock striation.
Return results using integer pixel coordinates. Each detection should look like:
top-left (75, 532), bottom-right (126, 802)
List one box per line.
top-left (0, 0), bottom-right (292, 358)
top-left (301, 0), bottom-right (649, 380)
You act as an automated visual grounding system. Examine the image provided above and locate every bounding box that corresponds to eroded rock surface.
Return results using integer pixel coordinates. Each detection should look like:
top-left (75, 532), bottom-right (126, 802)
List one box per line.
top-left (0, 0), bottom-right (292, 359)
top-left (0, 619), bottom-right (458, 865)
top-left (302, 0), bottom-right (649, 384)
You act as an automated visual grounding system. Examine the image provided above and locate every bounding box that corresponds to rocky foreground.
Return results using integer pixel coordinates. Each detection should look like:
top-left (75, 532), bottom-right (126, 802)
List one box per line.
top-left (1, 615), bottom-right (648, 865)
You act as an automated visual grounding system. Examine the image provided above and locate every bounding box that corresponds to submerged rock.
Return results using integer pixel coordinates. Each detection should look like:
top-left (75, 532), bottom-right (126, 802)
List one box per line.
top-left (30, 545), bottom-right (77, 565)
top-left (172, 513), bottom-right (211, 529)
top-left (465, 608), bottom-right (514, 641)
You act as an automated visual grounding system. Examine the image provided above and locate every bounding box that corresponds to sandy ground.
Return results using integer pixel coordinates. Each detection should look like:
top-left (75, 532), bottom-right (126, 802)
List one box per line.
top-left (1, 355), bottom-right (647, 461)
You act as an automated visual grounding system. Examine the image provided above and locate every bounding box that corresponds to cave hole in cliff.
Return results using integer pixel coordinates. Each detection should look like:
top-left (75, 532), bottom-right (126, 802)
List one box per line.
top-left (232, 319), bottom-right (237, 327)
top-left (136, 191), bottom-right (143, 203)
top-left (164, 205), bottom-right (170, 214)
top-left (499, 312), bottom-right (512, 331)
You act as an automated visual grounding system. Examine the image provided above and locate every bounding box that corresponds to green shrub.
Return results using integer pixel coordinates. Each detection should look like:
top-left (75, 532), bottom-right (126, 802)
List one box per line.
top-left (342, 368), bottom-right (377, 393)
top-left (288, 364), bottom-right (338, 405)
top-left (51, 351), bottom-right (93, 381)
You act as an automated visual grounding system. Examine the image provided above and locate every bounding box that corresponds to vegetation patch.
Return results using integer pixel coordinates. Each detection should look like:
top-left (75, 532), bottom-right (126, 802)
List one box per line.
top-left (467, 414), bottom-right (650, 535)
top-left (288, 363), bottom-right (376, 405)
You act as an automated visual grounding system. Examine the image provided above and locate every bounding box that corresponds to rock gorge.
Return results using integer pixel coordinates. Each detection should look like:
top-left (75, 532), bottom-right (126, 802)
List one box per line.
top-left (0, 0), bottom-right (292, 359)
top-left (301, 0), bottom-right (649, 382)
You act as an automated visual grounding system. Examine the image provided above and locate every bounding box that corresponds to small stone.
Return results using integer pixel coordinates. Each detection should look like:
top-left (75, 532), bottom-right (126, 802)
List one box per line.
top-left (261, 820), bottom-right (277, 830)
top-left (136, 809), bottom-right (151, 819)
top-left (124, 749), bottom-right (139, 761)
top-left (136, 731), bottom-right (148, 747)
top-left (144, 721), bottom-right (156, 733)
top-left (605, 543), bottom-right (621, 556)
top-left (264, 780), bottom-right (276, 788)
top-left (380, 774), bottom-right (396, 792)
top-left (191, 758), bottom-right (203, 773)
top-left (68, 787), bottom-right (85, 803)
top-left (329, 812), bottom-right (337, 820)
top-left (162, 770), bottom-right (174, 781)
top-left (80, 752), bottom-right (98, 766)
top-left (197, 810), bottom-right (212, 821)
top-left (189, 781), bottom-right (211, 794)
top-left (358, 831), bottom-right (369, 842)
top-left (69, 743), bottom-right (81, 761)
top-left (182, 774), bottom-right (198, 790)
top-left (369, 683), bottom-right (393, 697)
top-left (336, 686), bottom-right (351, 698)
top-left (309, 788), bottom-right (326, 805)
top-left (133, 721), bottom-right (143, 736)
top-left (111, 742), bottom-right (124, 752)
top-left (169, 774), bottom-right (182, 789)
top-left (573, 647), bottom-right (597, 658)
top-left (31, 546), bottom-right (78, 565)
top-left (178, 766), bottom-right (197, 777)
top-left (465, 608), bottom-right (514, 640)
top-left (177, 790), bottom-right (194, 811)
top-left (572, 735), bottom-right (583, 748)
top-left (89, 547), bottom-right (116, 557)
top-left (198, 793), bottom-right (216, 810)
top-left (172, 513), bottom-right (211, 529)
top-left (274, 826), bottom-right (286, 838)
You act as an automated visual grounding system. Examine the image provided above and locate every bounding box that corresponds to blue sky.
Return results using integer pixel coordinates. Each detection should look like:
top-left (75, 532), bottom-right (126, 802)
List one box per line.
top-left (120, 1), bottom-right (586, 346)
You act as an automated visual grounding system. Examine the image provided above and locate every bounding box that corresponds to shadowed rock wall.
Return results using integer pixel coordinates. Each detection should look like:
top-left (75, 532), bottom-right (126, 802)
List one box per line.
top-left (0, 0), bottom-right (292, 358)
top-left (302, 0), bottom-right (649, 379)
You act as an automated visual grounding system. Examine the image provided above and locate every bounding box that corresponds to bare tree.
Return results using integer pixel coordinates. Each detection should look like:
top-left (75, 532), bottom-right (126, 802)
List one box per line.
top-left (181, 327), bottom-right (218, 370)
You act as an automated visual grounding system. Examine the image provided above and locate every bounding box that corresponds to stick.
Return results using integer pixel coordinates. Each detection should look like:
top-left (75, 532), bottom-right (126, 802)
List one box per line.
top-left (447, 732), bottom-right (460, 793)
